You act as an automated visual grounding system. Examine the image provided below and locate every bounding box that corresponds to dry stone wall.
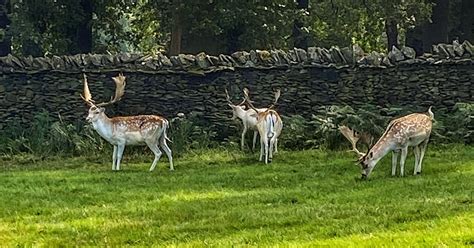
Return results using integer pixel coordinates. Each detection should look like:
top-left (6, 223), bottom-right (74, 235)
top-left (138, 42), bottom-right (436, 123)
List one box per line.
top-left (0, 42), bottom-right (472, 138)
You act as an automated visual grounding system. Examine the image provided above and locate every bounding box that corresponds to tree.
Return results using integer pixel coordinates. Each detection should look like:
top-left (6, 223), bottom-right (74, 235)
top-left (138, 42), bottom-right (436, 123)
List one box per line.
top-left (8, 0), bottom-right (95, 56)
top-left (75, 0), bottom-right (93, 54)
top-left (0, 0), bottom-right (11, 56)
top-left (422, 0), bottom-right (449, 52)
top-left (169, 0), bottom-right (182, 55)
top-left (459, 0), bottom-right (473, 42)
top-left (292, 0), bottom-right (309, 49)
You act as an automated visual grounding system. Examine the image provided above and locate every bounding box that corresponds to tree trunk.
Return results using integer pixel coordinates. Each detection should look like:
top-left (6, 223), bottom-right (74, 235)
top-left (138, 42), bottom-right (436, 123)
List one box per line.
top-left (385, 18), bottom-right (398, 53)
top-left (74, 0), bottom-right (93, 54)
top-left (169, 0), bottom-right (182, 56)
top-left (292, 0), bottom-right (309, 49)
top-left (406, 26), bottom-right (424, 56)
top-left (460, 0), bottom-right (474, 42)
top-left (0, 0), bottom-right (11, 56)
top-left (422, 0), bottom-right (449, 52)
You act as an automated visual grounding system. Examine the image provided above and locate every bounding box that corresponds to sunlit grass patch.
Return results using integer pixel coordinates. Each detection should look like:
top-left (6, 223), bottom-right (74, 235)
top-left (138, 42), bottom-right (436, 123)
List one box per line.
top-left (0, 146), bottom-right (473, 246)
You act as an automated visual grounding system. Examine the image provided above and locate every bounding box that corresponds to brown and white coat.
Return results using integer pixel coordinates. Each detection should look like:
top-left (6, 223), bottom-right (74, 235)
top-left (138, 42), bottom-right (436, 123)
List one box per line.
top-left (358, 107), bottom-right (434, 178)
top-left (82, 73), bottom-right (173, 171)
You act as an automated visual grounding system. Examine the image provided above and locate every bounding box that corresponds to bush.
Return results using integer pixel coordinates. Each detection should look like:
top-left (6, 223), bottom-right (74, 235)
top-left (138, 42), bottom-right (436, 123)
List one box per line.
top-left (0, 110), bottom-right (108, 157)
top-left (0, 104), bottom-right (471, 158)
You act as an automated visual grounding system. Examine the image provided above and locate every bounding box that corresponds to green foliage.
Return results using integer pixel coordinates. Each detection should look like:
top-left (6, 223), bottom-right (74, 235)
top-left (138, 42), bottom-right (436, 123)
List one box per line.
top-left (307, 0), bottom-right (433, 51)
top-left (1, 104), bottom-right (472, 157)
top-left (279, 104), bottom-right (473, 151)
top-left (9, 0), bottom-right (91, 55)
top-left (0, 147), bottom-right (473, 246)
top-left (4, 0), bottom-right (439, 55)
top-left (168, 112), bottom-right (218, 156)
top-left (431, 103), bottom-right (474, 144)
top-left (0, 110), bottom-right (108, 157)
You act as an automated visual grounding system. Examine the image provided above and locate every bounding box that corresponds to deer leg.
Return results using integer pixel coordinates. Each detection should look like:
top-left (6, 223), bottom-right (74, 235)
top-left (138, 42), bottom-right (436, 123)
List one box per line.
top-left (259, 134), bottom-right (265, 162)
top-left (417, 139), bottom-right (429, 174)
top-left (391, 151), bottom-right (399, 176)
top-left (264, 141), bottom-right (269, 164)
top-left (274, 138), bottom-right (278, 154)
top-left (160, 137), bottom-right (174, 171)
top-left (241, 126), bottom-right (248, 151)
top-left (147, 141), bottom-right (163, 172)
top-left (116, 144), bottom-right (125, 171)
top-left (413, 145), bottom-right (421, 175)
top-left (112, 145), bottom-right (118, 171)
top-left (399, 147), bottom-right (408, 177)
top-left (268, 137), bottom-right (275, 163)
top-left (252, 131), bottom-right (258, 151)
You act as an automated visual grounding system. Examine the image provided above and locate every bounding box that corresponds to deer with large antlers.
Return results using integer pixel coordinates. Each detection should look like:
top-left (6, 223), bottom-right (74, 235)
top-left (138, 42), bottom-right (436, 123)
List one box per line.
top-left (243, 88), bottom-right (283, 164)
top-left (81, 73), bottom-right (174, 172)
top-left (225, 89), bottom-right (268, 151)
top-left (342, 107), bottom-right (434, 179)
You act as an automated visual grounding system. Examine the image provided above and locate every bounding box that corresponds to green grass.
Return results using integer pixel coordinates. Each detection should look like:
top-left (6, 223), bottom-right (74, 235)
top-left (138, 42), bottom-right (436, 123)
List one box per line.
top-left (0, 146), bottom-right (473, 247)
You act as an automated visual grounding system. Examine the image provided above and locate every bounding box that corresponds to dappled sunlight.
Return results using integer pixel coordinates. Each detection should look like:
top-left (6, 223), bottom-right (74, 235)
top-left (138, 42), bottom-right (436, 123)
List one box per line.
top-left (0, 147), bottom-right (472, 246)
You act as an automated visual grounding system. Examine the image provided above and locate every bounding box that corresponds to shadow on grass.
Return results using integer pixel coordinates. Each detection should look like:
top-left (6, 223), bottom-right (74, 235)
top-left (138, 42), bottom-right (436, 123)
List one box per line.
top-left (0, 146), bottom-right (472, 245)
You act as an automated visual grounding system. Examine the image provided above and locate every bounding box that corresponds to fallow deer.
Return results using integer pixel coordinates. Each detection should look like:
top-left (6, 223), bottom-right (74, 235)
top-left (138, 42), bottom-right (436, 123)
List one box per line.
top-left (343, 107), bottom-right (434, 179)
top-left (243, 88), bottom-right (283, 164)
top-left (225, 89), bottom-right (268, 151)
top-left (81, 73), bottom-right (174, 172)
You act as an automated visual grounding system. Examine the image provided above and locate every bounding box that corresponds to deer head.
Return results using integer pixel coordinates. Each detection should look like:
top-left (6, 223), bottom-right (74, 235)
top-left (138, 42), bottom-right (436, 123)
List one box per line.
top-left (81, 73), bottom-right (126, 123)
top-left (225, 88), bottom-right (249, 120)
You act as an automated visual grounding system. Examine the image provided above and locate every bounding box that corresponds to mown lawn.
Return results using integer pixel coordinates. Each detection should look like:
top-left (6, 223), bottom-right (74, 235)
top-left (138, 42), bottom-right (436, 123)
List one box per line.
top-left (0, 146), bottom-right (473, 247)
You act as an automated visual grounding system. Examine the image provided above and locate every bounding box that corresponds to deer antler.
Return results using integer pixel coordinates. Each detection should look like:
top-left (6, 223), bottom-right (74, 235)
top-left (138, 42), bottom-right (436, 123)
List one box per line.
top-left (268, 89), bottom-right (281, 109)
top-left (243, 88), bottom-right (259, 113)
top-left (225, 88), bottom-right (246, 106)
top-left (81, 74), bottom-right (94, 106)
top-left (96, 73), bottom-right (126, 107)
top-left (339, 125), bottom-right (366, 158)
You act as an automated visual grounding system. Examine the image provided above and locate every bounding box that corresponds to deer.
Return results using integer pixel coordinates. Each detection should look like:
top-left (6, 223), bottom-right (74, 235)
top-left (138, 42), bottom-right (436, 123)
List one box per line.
top-left (225, 89), bottom-right (269, 151)
top-left (243, 88), bottom-right (283, 164)
top-left (80, 73), bottom-right (174, 172)
top-left (342, 107), bottom-right (434, 179)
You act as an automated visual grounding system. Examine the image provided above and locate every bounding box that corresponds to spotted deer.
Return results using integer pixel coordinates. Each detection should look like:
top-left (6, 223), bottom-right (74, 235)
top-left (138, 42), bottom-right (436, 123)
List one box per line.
top-left (81, 73), bottom-right (174, 172)
top-left (225, 89), bottom-right (268, 151)
top-left (243, 88), bottom-right (283, 164)
top-left (342, 107), bottom-right (434, 179)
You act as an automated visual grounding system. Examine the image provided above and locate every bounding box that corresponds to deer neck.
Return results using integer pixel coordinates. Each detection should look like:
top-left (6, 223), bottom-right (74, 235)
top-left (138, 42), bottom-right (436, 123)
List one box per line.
top-left (367, 138), bottom-right (396, 164)
top-left (91, 113), bottom-right (114, 140)
top-left (232, 106), bottom-right (248, 120)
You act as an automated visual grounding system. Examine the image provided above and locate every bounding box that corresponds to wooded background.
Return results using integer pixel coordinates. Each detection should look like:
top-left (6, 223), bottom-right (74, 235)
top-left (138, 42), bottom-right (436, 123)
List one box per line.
top-left (0, 0), bottom-right (472, 57)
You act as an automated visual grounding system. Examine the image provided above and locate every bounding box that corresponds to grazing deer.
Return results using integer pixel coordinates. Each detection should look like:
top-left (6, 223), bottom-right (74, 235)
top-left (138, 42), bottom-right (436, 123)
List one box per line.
top-left (342, 107), bottom-right (434, 179)
top-left (81, 73), bottom-right (174, 172)
top-left (243, 88), bottom-right (283, 164)
top-left (225, 89), bottom-right (268, 151)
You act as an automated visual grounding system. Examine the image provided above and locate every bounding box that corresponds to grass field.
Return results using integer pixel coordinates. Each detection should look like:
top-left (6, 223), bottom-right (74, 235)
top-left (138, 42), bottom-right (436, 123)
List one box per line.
top-left (0, 146), bottom-right (473, 247)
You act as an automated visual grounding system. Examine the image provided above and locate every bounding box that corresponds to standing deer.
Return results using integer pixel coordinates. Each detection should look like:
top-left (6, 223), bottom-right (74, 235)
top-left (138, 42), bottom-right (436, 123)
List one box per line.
top-left (342, 107), bottom-right (434, 179)
top-left (81, 73), bottom-right (174, 172)
top-left (225, 89), bottom-right (268, 151)
top-left (243, 88), bottom-right (283, 164)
